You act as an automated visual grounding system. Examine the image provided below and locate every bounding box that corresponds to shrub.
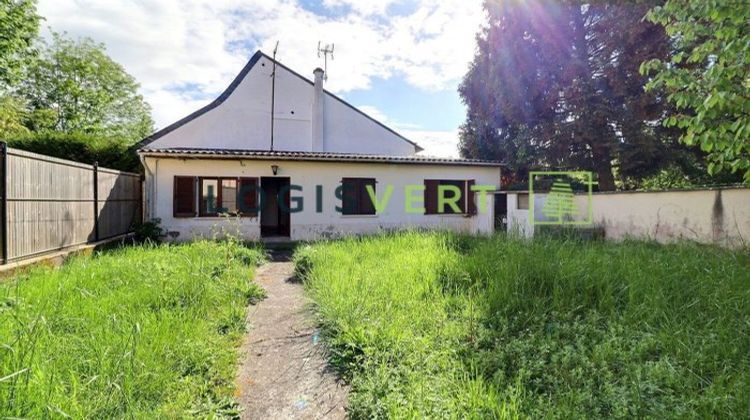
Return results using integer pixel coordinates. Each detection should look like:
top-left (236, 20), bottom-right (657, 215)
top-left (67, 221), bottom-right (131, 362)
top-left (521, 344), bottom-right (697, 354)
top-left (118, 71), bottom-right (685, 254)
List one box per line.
top-left (5, 131), bottom-right (140, 172)
top-left (132, 218), bottom-right (163, 243)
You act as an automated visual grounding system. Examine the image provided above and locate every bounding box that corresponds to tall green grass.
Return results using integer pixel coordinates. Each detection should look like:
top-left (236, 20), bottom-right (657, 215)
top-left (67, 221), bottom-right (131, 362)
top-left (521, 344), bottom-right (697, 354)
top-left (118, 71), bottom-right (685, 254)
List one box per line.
top-left (0, 241), bottom-right (265, 418)
top-left (296, 232), bottom-right (750, 418)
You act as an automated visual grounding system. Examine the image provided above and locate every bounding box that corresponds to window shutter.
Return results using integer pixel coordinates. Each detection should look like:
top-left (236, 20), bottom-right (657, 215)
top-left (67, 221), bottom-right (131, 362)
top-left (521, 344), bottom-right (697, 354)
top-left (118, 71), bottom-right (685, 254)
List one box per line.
top-left (360, 179), bottom-right (376, 215)
top-left (341, 178), bottom-right (356, 215)
top-left (239, 177), bottom-right (259, 217)
top-left (173, 176), bottom-right (196, 217)
top-left (467, 180), bottom-right (477, 215)
top-left (424, 180), bottom-right (439, 214)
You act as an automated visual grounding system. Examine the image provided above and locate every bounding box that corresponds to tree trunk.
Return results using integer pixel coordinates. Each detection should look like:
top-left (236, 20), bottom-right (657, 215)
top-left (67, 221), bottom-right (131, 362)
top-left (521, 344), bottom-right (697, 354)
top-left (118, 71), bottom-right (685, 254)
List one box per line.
top-left (592, 145), bottom-right (616, 191)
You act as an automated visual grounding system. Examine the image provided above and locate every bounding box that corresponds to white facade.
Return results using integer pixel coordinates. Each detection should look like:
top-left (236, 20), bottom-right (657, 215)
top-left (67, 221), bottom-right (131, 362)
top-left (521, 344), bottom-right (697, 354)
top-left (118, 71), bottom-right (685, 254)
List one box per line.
top-left (137, 50), bottom-right (501, 241)
top-left (141, 51), bottom-right (420, 156)
top-left (141, 156), bottom-right (500, 241)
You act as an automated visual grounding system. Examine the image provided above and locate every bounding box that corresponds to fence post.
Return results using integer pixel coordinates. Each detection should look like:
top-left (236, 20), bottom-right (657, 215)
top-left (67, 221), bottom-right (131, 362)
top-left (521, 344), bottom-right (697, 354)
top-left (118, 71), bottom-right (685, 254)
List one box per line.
top-left (1, 142), bottom-right (7, 264)
top-left (93, 161), bottom-right (99, 242)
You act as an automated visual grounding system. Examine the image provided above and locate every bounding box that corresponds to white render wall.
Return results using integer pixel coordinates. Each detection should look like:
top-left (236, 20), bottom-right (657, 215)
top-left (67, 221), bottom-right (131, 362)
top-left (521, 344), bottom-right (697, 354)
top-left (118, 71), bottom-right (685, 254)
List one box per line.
top-left (506, 188), bottom-right (750, 247)
top-left (145, 54), bottom-right (417, 156)
top-left (506, 193), bottom-right (534, 237)
top-left (143, 157), bottom-right (500, 241)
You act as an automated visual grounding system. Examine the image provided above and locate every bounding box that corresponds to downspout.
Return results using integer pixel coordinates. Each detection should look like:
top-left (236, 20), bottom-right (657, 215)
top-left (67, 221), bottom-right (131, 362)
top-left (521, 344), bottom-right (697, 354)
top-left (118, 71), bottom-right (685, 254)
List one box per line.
top-left (139, 154), bottom-right (158, 220)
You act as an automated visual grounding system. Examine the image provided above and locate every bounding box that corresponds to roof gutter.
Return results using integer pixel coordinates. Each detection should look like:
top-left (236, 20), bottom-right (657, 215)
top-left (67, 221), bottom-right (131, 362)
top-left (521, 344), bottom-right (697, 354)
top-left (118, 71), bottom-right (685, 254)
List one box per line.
top-left (136, 150), bottom-right (503, 167)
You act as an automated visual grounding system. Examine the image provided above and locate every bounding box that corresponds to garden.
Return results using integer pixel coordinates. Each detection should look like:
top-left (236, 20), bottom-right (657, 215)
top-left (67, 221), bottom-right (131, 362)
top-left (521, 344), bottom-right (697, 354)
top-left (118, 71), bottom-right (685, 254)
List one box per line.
top-left (296, 232), bottom-right (750, 418)
top-left (0, 240), bottom-right (265, 418)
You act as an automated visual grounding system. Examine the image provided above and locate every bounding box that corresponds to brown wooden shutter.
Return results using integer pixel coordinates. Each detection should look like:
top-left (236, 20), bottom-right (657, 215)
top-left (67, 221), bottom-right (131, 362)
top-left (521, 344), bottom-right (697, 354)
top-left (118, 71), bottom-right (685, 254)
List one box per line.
top-left (360, 179), bottom-right (376, 215)
top-left (467, 180), bottom-right (477, 215)
top-left (424, 180), bottom-right (439, 214)
top-left (173, 176), bottom-right (196, 217)
top-left (341, 178), bottom-right (356, 215)
top-left (239, 177), bottom-right (259, 217)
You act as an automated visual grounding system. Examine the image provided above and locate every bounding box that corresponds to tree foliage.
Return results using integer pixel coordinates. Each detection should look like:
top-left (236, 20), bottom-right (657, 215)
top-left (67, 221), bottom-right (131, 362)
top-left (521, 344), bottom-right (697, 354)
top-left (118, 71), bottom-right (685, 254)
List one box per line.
top-left (460, 1), bottom-right (675, 190)
top-left (18, 33), bottom-right (153, 143)
top-left (641, 0), bottom-right (750, 183)
top-left (0, 0), bottom-right (40, 88)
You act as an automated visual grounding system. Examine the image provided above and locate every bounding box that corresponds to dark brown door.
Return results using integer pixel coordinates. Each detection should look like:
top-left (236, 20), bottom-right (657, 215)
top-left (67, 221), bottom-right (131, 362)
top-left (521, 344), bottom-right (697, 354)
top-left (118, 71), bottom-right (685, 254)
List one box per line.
top-left (260, 177), bottom-right (291, 237)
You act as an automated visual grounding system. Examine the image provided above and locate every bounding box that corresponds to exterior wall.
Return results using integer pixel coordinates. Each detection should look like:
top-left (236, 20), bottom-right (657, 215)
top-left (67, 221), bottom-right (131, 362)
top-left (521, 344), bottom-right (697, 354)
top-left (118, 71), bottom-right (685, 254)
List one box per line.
top-left (145, 54), bottom-right (417, 155)
top-left (506, 188), bottom-right (750, 247)
top-left (506, 193), bottom-right (534, 237)
top-left (143, 157), bottom-right (500, 241)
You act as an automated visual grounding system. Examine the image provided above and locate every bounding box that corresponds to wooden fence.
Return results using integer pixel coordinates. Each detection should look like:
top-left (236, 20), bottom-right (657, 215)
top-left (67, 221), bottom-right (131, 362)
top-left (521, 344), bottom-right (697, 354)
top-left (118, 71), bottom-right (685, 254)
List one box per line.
top-left (0, 143), bottom-right (142, 263)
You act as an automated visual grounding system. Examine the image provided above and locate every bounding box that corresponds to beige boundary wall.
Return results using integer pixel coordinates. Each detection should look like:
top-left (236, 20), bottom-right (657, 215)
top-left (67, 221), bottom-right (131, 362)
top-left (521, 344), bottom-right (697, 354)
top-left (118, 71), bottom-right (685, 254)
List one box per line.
top-left (506, 187), bottom-right (750, 247)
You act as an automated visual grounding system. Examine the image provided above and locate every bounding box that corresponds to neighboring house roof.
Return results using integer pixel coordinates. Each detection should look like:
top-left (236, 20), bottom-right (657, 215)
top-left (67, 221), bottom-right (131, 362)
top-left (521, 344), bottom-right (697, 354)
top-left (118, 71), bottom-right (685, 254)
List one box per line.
top-left (138, 147), bottom-right (503, 167)
top-left (137, 50), bottom-right (423, 153)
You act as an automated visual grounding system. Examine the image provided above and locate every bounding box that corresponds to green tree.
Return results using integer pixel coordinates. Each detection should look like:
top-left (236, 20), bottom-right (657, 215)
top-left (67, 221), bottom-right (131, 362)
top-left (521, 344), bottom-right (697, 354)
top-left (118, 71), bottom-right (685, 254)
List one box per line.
top-left (20, 33), bottom-right (153, 143)
top-left (0, 0), bottom-right (40, 88)
top-left (0, 94), bottom-right (29, 135)
top-left (460, 1), bottom-right (675, 190)
top-left (641, 1), bottom-right (750, 183)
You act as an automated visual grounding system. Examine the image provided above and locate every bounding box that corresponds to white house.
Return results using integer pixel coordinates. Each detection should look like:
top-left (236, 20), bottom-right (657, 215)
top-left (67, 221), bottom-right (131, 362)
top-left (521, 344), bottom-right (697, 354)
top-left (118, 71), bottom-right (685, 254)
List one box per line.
top-left (137, 50), bottom-right (502, 241)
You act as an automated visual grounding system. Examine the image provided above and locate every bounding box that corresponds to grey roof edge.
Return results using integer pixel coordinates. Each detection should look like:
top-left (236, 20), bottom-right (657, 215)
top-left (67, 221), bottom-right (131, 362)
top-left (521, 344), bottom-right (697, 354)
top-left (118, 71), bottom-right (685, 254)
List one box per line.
top-left (137, 51), bottom-right (264, 149)
top-left (137, 147), bottom-right (503, 167)
top-left (136, 50), bottom-right (424, 153)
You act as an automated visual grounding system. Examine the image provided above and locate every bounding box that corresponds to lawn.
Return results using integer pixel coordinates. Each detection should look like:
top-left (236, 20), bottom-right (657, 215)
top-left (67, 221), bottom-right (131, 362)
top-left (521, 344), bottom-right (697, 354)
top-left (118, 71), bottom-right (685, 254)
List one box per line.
top-left (0, 240), bottom-right (265, 418)
top-left (295, 232), bottom-right (750, 418)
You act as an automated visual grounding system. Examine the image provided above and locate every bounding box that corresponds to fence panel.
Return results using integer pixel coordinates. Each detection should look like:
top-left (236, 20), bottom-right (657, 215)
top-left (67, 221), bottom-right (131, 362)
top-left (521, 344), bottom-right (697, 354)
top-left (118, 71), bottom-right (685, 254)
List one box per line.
top-left (97, 168), bottom-right (142, 240)
top-left (1, 145), bottom-right (142, 263)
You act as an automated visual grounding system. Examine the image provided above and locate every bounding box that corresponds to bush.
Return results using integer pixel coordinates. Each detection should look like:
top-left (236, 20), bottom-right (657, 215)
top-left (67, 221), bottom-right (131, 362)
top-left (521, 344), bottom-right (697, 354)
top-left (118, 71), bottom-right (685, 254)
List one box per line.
top-left (5, 131), bottom-right (140, 172)
top-left (132, 218), bottom-right (163, 243)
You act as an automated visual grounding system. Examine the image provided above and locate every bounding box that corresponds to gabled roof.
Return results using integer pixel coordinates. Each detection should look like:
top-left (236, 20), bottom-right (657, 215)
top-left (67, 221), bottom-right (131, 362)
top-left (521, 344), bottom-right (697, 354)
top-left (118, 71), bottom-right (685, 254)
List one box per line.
top-left (137, 50), bottom-right (423, 152)
top-left (137, 147), bottom-right (503, 167)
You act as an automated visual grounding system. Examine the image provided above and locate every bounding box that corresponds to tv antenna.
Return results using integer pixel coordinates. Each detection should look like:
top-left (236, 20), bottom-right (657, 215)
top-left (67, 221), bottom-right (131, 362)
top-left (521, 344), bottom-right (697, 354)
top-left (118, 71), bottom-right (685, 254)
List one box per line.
top-left (317, 41), bottom-right (334, 81)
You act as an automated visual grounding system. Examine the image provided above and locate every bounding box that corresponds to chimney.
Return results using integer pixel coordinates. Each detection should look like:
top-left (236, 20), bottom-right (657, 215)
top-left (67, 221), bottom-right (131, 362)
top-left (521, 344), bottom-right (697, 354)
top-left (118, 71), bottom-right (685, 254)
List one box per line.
top-left (312, 67), bottom-right (325, 151)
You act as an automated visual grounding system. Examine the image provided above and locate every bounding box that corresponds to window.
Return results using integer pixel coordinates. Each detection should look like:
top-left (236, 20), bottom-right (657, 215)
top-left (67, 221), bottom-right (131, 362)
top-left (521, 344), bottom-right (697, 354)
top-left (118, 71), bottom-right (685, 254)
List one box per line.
top-left (173, 176), bottom-right (196, 217)
top-left (517, 193), bottom-right (529, 210)
top-left (220, 179), bottom-right (238, 213)
top-left (341, 178), bottom-right (376, 215)
top-left (174, 176), bottom-right (258, 217)
top-left (424, 179), bottom-right (476, 215)
top-left (200, 178), bottom-right (220, 216)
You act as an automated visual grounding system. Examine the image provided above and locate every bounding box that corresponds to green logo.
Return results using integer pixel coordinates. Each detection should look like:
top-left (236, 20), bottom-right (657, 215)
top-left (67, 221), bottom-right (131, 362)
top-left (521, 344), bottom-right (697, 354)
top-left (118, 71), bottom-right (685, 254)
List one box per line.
top-left (529, 171), bottom-right (593, 225)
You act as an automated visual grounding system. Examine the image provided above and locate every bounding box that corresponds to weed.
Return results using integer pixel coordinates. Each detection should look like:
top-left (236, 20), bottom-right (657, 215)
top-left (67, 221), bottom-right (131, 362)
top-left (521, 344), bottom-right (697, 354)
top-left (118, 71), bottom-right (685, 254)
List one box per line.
top-left (297, 232), bottom-right (750, 418)
top-left (0, 240), bottom-right (265, 417)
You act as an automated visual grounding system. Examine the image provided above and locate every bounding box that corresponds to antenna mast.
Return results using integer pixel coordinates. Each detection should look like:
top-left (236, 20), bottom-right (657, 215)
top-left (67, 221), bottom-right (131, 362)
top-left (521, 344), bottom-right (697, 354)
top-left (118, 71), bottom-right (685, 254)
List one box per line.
top-left (317, 41), bottom-right (334, 81)
top-left (270, 41), bottom-right (279, 151)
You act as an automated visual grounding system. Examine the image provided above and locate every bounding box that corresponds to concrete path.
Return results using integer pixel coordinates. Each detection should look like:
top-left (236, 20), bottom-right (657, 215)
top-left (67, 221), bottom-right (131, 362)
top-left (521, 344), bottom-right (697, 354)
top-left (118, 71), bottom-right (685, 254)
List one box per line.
top-left (235, 252), bottom-right (349, 419)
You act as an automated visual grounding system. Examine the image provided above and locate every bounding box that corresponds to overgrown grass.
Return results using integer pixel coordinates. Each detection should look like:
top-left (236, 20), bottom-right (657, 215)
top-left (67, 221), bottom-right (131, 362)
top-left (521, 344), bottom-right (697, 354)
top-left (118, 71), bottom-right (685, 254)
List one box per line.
top-left (295, 232), bottom-right (750, 418)
top-left (1, 240), bottom-right (265, 418)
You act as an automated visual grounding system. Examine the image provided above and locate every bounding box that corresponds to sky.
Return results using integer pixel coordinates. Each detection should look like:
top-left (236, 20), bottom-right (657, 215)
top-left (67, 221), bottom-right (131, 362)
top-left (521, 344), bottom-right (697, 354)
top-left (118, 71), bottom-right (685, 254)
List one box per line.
top-left (37, 0), bottom-right (487, 157)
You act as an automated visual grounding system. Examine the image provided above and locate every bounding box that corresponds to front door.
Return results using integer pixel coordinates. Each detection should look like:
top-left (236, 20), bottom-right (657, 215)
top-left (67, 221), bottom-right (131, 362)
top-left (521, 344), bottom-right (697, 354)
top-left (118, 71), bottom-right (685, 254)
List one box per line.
top-left (260, 177), bottom-right (290, 237)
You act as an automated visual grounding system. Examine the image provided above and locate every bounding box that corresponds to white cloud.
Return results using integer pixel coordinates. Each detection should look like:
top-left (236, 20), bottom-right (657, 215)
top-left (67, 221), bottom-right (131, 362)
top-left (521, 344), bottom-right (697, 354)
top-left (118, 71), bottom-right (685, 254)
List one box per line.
top-left (406, 129), bottom-right (460, 158)
top-left (37, 0), bottom-right (484, 132)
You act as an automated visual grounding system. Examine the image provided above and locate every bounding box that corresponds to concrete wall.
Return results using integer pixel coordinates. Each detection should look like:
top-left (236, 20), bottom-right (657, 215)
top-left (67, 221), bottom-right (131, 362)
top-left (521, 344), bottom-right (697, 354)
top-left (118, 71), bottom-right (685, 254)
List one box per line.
top-left (506, 193), bottom-right (534, 237)
top-left (506, 187), bottom-right (750, 247)
top-left (146, 54), bottom-right (418, 156)
top-left (143, 157), bottom-right (500, 241)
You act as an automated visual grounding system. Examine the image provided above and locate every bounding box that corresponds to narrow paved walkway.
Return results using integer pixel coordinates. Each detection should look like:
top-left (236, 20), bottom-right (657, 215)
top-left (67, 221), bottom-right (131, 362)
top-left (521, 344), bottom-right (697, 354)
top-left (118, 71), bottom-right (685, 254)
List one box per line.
top-left (235, 252), bottom-right (348, 419)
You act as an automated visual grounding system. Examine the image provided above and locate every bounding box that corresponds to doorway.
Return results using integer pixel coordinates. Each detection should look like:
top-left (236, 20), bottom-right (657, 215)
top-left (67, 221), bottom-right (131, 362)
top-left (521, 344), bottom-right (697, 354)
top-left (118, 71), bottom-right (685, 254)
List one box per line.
top-left (494, 192), bottom-right (508, 232)
top-left (260, 177), bottom-right (291, 237)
